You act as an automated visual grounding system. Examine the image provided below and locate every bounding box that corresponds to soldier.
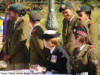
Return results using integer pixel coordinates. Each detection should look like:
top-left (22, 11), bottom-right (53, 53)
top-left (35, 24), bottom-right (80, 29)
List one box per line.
top-left (29, 11), bottom-right (47, 66)
top-left (71, 25), bottom-right (99, 75)
top-left (59, 1), bottom-right (81, 55)
top-left (77, 6), bottom-right (97, 45)
top-left (3, 3), bottom-right (30, 70)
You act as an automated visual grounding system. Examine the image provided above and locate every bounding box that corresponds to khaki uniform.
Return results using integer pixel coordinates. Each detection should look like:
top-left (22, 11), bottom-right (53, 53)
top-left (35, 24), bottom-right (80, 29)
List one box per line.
top-left (79, 20), bottom-right (97, 45)
top-left (71, 44), bottom-right (100, 75)
top-left (3, 19), bottom-right (14, 56)
top-left (62, 15), bottom-right (80, 55)
top-left (4, 17), bottom-right (30, 69)
top-left (29, 25), bottom-right (47, 66)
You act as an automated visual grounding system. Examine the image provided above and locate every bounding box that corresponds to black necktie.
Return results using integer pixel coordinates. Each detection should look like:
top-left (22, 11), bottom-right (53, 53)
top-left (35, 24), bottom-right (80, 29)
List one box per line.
top-left (68, 21), bottom-right (70, 25)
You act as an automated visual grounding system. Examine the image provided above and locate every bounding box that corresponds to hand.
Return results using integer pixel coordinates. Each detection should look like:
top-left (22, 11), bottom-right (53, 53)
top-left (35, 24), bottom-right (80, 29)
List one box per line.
top-left (30, 65), bottom-right (46, 72)
top-left (37, 65), bottom-right (46, 72)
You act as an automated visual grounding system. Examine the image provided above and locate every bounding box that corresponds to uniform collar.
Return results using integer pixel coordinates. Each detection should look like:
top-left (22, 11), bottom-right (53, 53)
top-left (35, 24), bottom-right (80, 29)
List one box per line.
top-left (80, 44), bottom-right (86, 51)
top-left (86, 19), bottom-right (90, 22)
top-left (86, 19), bottom-right (90, 23)
top-left (50, 47), bottom-right (56, 54)
top-left (14, 17), bottom-right (20, 28)
top-left (69, 15), bottom-right (75, 22)
top-left (14, 17), bottom-right (20, 25)
top-left (81, 19), bottom-right (90, 24)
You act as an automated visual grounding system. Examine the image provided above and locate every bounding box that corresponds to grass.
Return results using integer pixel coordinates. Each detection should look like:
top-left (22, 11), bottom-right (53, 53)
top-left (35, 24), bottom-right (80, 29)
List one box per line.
top-left (41, 2), bottom-right (100, 50)
top-left (0, 1), bottom-right (100, 50)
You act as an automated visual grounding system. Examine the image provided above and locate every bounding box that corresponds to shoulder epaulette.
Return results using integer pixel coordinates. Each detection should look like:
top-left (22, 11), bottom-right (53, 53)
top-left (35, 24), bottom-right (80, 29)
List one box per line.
top-left (89, 45), bottom-right (96, 49)
top-left (89, 21), bottom-right (94, 25)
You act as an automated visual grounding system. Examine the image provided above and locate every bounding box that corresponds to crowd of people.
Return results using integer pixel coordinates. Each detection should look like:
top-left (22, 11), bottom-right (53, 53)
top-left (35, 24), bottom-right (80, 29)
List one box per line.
top-left (0, 1), bottom-right (100, 75)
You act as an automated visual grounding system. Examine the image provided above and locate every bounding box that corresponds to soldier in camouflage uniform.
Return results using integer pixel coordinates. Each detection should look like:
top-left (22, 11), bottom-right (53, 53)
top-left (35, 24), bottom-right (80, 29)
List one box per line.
top-left (71, 25), bottom-right (99, 75)
top-left (77, 6), bottom-right (97, 45)
top-left (59, 1), bottom-right (81, 55)
top-left (29, 11), bottom-right (47, 66)
top-left (3, 3), bottom-right (30, 70)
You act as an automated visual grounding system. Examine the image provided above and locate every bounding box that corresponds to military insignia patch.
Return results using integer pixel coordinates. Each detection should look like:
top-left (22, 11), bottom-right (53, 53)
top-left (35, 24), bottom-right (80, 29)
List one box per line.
top-left (61, 5), bottom-right (66, 9)
top-left (33, 29), bottom-right (36, 32)
top-left (89, 21), bottom-right (94, 25)
top-left (73, 29), bottom-right (76, 32)
top-left (50, 55), bottom-right (57, 63)
top-left (90, 45), bottom-right (96, 48)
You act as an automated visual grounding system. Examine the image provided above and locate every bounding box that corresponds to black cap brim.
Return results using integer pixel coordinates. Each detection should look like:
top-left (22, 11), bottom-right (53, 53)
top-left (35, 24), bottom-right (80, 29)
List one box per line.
top-left (41, 32), bottom-right (60, 40)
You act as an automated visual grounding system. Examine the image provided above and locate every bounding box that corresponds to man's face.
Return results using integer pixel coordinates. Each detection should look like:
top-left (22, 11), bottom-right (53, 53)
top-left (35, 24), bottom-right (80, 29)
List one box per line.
top-left (62, 8), bottom-right (73, 20)
top-left (9, 11), bottom-right (17, 21)
top-left (78, 11), bottom-right (85, 17)
top-left (78, 11), bottom-right (88, 21)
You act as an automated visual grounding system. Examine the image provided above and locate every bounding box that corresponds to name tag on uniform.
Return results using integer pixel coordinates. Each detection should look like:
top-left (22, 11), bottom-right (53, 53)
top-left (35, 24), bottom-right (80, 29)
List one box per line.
top-left (50, 55), bottom-right (57, 63)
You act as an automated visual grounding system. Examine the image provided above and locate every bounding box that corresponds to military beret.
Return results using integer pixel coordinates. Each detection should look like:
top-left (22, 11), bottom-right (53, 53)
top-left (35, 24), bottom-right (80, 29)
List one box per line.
top-left (29, 11), bottom-right (41, 21)
top-left (9, 3), bottom-right (23, 12)
top-left (77, 6), bottom-right (91, 13)
top-left (42, 30), bottom-right (60, 40)
top-left (59, 1), bottom-right (73, 12)
top-left (72, 25), bottom-right (88, 37)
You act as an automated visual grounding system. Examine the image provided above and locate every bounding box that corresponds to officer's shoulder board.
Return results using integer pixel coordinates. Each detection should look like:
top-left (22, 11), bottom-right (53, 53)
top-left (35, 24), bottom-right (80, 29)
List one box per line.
top-left (88, 21), bottom-right (94, 28)
top-left (33, 25), bottom-right (44, 38)
top-left (89, 21), bottom-right (94, 25)
top-left (89, 45), bottom-right (96, 49)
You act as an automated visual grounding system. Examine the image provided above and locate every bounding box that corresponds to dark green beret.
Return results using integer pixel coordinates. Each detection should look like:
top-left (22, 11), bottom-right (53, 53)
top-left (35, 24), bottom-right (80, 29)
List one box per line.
top-left (9, 3), bottom-right (23, 12)
top-left (29, 11), bottom-right (41, 21)
top-left (77, 6), bottom-right (91, 12)
top-left (59, 1), bottom-right (73, 12)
